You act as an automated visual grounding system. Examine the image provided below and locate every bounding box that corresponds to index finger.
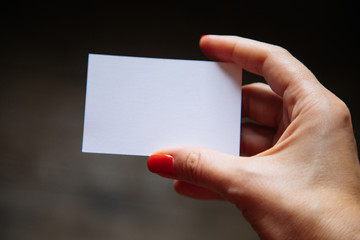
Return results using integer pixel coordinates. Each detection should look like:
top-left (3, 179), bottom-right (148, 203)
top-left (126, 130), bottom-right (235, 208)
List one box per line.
top-left (200, 35), bottom-right (322, 102)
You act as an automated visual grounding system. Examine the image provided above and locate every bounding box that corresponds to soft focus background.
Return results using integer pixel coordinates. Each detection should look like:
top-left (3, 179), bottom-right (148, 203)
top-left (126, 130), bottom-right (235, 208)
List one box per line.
top-left (1, 1), bottom-right (359, 239)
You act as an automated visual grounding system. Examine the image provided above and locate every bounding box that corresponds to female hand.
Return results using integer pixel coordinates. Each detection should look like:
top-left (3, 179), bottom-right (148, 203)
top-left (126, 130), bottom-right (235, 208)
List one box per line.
top-left (147, 35), bottom-right (360, 239)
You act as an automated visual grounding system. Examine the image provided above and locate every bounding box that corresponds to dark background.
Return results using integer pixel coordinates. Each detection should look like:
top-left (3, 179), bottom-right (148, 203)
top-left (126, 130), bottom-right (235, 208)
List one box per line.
top-left (1, 1), bottom-right (359, 239)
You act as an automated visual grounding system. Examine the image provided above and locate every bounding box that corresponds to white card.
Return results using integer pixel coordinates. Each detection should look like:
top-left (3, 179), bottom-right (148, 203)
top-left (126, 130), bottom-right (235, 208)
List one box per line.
top-left (82, 54), bottom-right (242, 156)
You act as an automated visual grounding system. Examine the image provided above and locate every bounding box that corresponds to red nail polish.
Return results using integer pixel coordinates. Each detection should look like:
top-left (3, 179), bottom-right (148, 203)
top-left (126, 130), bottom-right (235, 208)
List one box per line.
top-left (201, 34), bottom-right (208, 38)
top-left (147, 154), bottom-right (174, 178)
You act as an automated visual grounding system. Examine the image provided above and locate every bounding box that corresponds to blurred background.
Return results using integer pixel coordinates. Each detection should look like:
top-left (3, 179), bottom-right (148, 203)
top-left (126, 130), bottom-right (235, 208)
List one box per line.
top-left (1, 1), bottom-right (359, 239)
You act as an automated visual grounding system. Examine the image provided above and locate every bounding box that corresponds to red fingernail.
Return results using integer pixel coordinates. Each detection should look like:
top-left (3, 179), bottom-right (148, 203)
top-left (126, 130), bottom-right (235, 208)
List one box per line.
top-left (147, 154), bottom-right (174, 178)
top-left (201, 34), bottom-right (208, 38)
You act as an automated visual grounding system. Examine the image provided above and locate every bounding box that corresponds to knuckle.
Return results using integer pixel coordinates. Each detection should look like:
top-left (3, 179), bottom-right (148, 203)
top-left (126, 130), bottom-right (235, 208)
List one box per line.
top-left (257, 44), bottom-right (291, 73)
top-left (268, 44), bottom-right (290, 57)
top-left (183, 151), bottom-right (203, 183)
top-left (310, 94), bottom-right (352, 130)
top-left (333, 99), bottom-right (352, 126)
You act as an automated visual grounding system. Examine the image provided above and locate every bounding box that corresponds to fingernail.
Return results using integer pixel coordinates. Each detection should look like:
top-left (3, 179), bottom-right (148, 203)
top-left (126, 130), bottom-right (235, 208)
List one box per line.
top-left (147, 154), bottom-right (174, 178)
top-left (201, 34), bottom-right (208, 38)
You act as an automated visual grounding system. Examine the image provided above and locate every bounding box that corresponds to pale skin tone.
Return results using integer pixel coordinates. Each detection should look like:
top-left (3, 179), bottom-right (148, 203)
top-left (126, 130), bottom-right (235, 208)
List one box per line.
top-left (152, 35), bottom-right (360, 239)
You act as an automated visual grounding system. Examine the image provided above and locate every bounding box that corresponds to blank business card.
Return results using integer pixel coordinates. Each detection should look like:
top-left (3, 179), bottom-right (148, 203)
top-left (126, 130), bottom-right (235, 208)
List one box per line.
top-left (82, 54), bottom-right (242, 156)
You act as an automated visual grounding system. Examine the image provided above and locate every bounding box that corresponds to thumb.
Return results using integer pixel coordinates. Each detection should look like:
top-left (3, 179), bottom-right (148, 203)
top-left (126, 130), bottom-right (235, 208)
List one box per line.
top-left (147, 146), bottom-right (240, 196)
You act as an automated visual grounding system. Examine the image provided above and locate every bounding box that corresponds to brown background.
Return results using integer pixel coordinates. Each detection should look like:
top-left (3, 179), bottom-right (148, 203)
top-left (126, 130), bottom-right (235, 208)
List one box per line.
top-left (1, 1), bottom-right (358, 239)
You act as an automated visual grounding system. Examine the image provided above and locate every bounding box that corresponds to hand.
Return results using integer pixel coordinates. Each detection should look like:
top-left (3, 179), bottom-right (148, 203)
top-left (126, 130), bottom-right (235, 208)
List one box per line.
top-left (147, 35), bottom-right (360, 239)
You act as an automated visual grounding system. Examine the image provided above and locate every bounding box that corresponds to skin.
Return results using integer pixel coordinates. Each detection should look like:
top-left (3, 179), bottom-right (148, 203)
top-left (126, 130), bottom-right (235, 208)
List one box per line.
top-left (154, 35), bottom-right (360, 239)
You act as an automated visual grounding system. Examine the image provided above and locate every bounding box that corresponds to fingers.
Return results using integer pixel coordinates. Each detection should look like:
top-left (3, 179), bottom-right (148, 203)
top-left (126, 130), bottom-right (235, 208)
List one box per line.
top-left (148, 146), bottom-right (243, 197)
top-left (240, 83), bottom-right (282, 155)
top-left (200, 35), bottom-right (270, 75)
top-left (200, 35), bottom-right (322, 116)
top-left (241, 123), bottom-right (276, 156)
top-left (173, 180), bottom-right (225, 200)
top-left (242, 82), bottom-right (282, 128)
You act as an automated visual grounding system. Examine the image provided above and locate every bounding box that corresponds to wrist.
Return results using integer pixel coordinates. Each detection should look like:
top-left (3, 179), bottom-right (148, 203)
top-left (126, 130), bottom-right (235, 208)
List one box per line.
top-left (320, 200), bottom-right (360, 239)
top-left (295, 193), bottom-right (360, 240)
